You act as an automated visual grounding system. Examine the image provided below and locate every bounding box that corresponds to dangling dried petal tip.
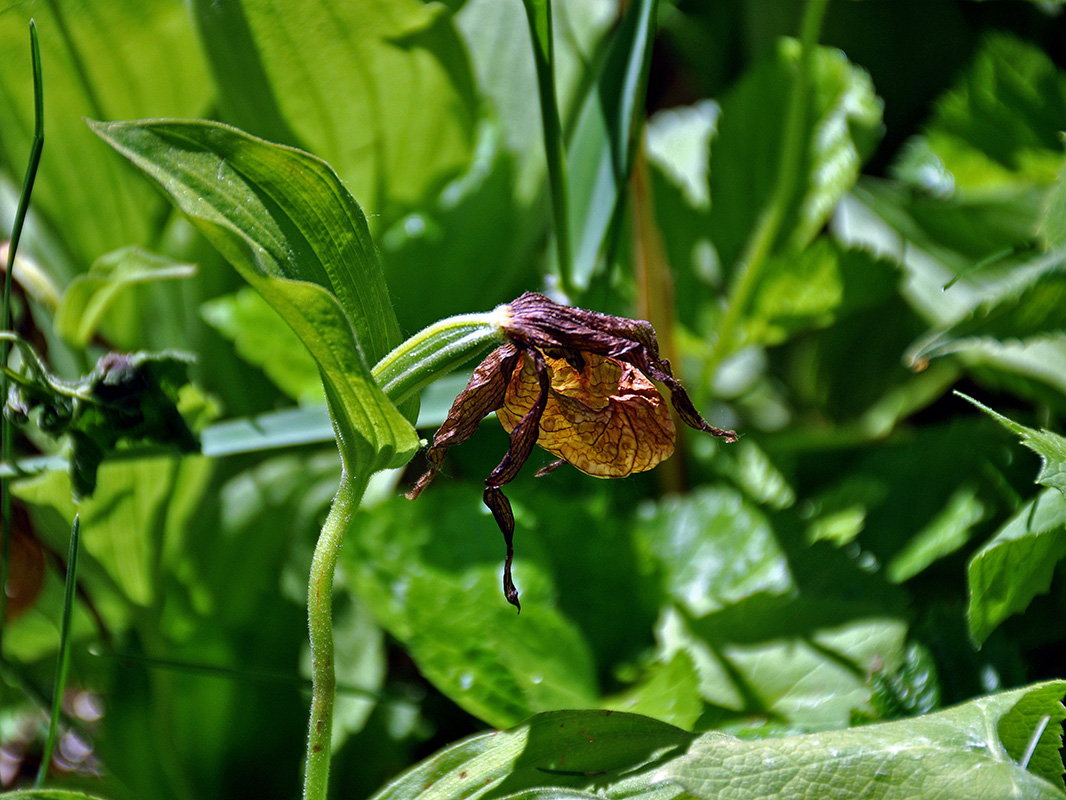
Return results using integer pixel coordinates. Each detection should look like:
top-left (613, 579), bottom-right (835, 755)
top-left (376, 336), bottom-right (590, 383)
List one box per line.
top-left (408, 292), bottom-right (738, 610)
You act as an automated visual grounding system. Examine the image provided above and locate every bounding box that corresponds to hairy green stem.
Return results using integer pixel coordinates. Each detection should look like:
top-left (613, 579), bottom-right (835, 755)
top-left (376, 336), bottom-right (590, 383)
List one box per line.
top-left (302, 309), bottom-right (506, 799)
top-left (373, 311), bottom-right (507, 407)
top-left (520, 0), bottom-right (575, 299)
top-left (302, 473), bottom-right (367, 800)
top-left (707, 0), bottom-right (830, 377)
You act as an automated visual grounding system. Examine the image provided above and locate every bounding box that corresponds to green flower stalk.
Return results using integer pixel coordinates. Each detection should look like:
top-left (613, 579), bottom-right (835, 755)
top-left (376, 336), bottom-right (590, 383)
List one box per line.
top-left (302, 310), bottom-right (505, 800)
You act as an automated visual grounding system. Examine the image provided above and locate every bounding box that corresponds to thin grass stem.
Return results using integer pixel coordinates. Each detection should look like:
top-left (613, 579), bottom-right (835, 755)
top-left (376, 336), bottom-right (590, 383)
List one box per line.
top-left (521, 0), bottom-right (575, 299)
top-left (35, 515), bottom-right (79, 788)
top-left (2, 18), bottom-right (45, 659)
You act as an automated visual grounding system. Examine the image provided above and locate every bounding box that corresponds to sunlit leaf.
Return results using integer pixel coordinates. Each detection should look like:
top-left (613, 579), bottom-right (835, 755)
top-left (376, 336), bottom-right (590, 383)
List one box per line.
top-left (189, 0), bottom-right (478, 221)
top-left (367, 710), bottom-right (695, 800)
top-left (55, 246), bottom-right (195, 347)
top-left (662, 681), bottom-right (1066, 800)
top-left (646, 101), bottom-right (717, 210)
top-left (634, 487), bottom-right (793, 617)
top-left (90, 119), bottom-right (419, 475)
top-left (201, 287), bottom-right (324, 405)
top-left (341, 486), bottom-right (598, 728)
top-left (0, 1), bottom-right (211, 272)
top-left (14, 455), bottom-right (212, 609)
top-left (910, 255), bottom-right (1066, 363)
top-left (709, 40), bottom-right (882, 274)
top-left (968, 488), bottom-right (1066, 646)
top-left (605, 651), bottom-right (703, 729)
top-left (658, 605), bottom-right (909, 729)
top-left (892, 33), bottom-right (1066, 198)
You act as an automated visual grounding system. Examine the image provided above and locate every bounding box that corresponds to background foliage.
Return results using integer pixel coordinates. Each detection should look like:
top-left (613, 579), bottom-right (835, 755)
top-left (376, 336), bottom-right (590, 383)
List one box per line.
top-left (1, 1), bottom-right (1065, 799)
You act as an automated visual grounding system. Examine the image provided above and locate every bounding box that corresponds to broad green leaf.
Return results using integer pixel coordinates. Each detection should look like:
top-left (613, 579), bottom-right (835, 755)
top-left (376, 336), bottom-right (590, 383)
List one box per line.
top-left (634, 487), bottom-right (793, 618)
top-left (90, 119), bottom-right (419, 475)
top-left (709, 40), bottom-right (882, 275)
top-left (886, 485), bottom-right (985, 584)
top-left (189, 0), bottom-right (477, 221)
top-left (341, 486), bottom-right (598, 728)
top-left (368, 710), bottom-right (695, 800)
top-left (201, 287), bottom-right (325, 405)
top-left (722, 439), bottom-right (796, 511)
top-left (55, 246), bottom-right (196, 347)
top-left (959, 393), bottom-right (1066, 496)
top-left (910, 254), bottom-right (1066, 363)
top-left (743, 238), bottom-right (843, 346)
top-left (661, 681), bottom-right (1066, 800)
top-left (744, 239), bottom-right (902, 349)
top-left (566, 0), bottom-right (658, 288)
top-left (968, 488), bottom-right (1066, 646)
top-left (847, 178), bottom-right (1049, 310)
top-left (658, 605), bottom-right (909, 729)
top-left (997, 681), bottom-right (1066, 789)
top-left (0, 2), bottom-right (211, 272)
top-left (646, 101), bottom-right (718, 210)
top-left (605, 651), bottom-right (704, 729)
top-left (892, 33), bottom-right (1066, 199)
top-left (14, 455), bottom-right (212, 609)
top-left (1039, 160), bottom-right (1066, 248)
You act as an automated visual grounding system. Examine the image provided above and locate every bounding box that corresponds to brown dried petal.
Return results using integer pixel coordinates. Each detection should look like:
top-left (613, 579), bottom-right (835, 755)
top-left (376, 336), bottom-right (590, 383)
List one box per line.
top-left (502, 292), bottom-right (737, 443)
top-left (497, 351), bottom-right (675, 477)
top-left (406, 344), bottom-right (521, 499)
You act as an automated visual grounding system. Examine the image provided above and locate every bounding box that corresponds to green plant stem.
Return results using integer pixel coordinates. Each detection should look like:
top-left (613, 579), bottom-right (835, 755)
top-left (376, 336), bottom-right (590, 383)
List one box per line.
top-left (302, 310), bottom-right (506, 798)
top-left (36, 515), bottom-right (78, 788)
top-left (1, 19), bottom-right (44, 656)
top-left (520, 0), bottom-right (575, 299)
top-left (373, 311), bottom-right (507, 407)
top-left (706, 0), bottom-right (830, 377)
top-left (303, 472), bottom-right (367, 800)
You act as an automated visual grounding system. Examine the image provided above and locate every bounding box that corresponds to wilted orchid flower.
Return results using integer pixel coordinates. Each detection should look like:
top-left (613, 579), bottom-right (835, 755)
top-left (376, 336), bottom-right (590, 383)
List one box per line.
top-left (407, 292), bottom-right (737, 610)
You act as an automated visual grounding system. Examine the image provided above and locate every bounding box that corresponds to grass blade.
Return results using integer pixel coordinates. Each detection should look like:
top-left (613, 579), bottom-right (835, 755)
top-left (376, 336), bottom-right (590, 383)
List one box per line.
top-left (2, 18), bottom-right (44, 656)
top-left (35, 515), bottom-right (79, 788)
top-left (520, 0), bottom-right (574, 297)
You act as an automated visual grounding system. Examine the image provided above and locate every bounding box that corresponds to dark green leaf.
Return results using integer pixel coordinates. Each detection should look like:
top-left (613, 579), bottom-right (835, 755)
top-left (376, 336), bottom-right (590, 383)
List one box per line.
top-left (886, 485), bottom-right (985, 584)
top-left (959, 393), bottom-right (1066, 496)
top-left (90, 119), bottom-right (419, 475)
top-left (341, 487), bottom-right (598, 728)
top-left (911, 255), bottom-right (1066, 363)
top-left (892, 33), bottom-right (1066, 199)
top-left (709, 41), bottom-right (882, 274)
top-left (0, 792), bottom-right (113, 800)
top-left (968, 489), bottom-right (1066, 646)
top-left (367, 710), bottom-right (694, 800)
top-left (634, 487), bottom-right (793, 618)
top-left (663, 681), bottom-right (1066, 800)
